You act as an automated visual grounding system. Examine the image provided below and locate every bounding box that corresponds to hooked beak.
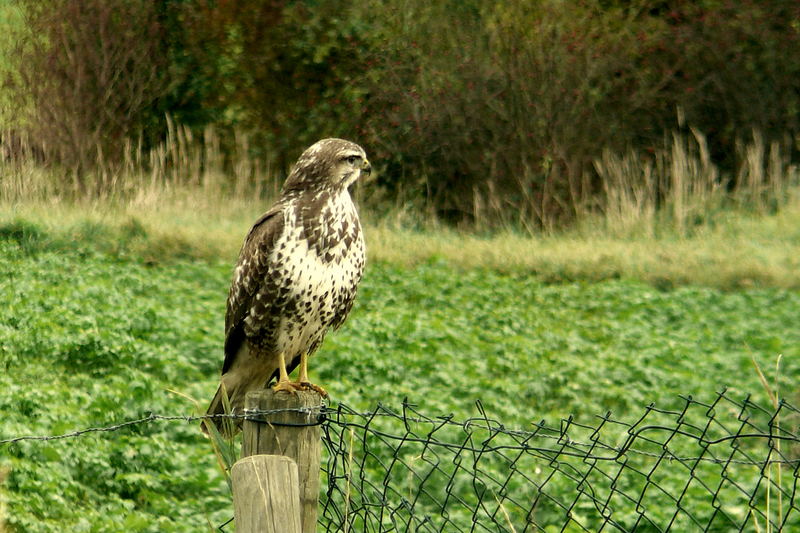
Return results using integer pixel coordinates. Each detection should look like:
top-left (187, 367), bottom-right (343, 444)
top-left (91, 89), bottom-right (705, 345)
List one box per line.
top-left (361, 159), bottom-right (372, 176)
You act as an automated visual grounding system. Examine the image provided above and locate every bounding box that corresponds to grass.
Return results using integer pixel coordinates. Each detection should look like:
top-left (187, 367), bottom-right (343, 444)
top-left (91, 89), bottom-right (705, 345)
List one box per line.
top-left (2, 120), bottom-right (800, 290)
top-left (0, 216), bottom-right (798, 530)
top-left (1, 4), bottom-right (798, 528)
top-left (0, 104), bottom-right (799, 530)
top-left (3, 197), bottom-right (800, 291)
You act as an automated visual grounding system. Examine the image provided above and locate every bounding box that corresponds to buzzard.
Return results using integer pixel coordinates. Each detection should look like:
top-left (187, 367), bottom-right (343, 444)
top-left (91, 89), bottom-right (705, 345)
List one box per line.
top-left (205, 138), bottom-right (369, 435)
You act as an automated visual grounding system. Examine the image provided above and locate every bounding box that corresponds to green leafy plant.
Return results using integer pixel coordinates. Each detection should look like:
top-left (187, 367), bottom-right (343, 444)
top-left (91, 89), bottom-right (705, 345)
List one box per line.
top-left (1, 219), bottom-right (798, 530)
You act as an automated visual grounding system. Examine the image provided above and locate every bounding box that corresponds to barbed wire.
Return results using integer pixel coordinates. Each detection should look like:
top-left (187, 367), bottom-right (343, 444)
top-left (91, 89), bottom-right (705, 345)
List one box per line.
top-left (2, 396), bottom-right (798, 467)
top-left (0, 413), bottom-right (205, 445)
top-left (0, 407), bottom-right (327, 445)
top-left (2, 389), bottom-right (799, 531)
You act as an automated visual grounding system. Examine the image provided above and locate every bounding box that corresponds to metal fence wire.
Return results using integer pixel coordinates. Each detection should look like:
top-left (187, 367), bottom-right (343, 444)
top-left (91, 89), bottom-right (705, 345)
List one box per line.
top-left (316, 388), bottom-right (800, 532)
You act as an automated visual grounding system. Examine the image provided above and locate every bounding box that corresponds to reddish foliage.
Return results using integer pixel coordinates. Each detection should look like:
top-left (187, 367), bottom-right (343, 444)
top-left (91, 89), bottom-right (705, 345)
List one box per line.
top-left (11, 0), bottom-right (170, 176)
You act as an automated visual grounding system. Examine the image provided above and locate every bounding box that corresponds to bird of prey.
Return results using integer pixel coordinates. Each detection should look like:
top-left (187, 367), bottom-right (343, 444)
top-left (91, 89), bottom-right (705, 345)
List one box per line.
top-left (205, 138), bottom-right (369, 435)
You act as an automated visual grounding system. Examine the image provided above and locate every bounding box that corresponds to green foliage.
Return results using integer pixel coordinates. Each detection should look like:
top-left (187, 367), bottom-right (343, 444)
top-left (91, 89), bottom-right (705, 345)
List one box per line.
top-left (0, 219), bottom-right (798, 529)
top-left (0, 236), bottom-right (232, 530)
top-left (174, 0), bottom-right (372, 165)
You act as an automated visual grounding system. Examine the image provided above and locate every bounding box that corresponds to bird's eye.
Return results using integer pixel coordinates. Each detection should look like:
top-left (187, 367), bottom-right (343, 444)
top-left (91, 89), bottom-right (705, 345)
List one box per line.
top-left (345, 155), bottom-right (360, 164)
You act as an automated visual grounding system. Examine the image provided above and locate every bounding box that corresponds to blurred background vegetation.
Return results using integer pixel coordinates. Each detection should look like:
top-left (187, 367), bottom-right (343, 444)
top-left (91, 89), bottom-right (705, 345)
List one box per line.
top-left (1, 0), bottom-right (799, 232)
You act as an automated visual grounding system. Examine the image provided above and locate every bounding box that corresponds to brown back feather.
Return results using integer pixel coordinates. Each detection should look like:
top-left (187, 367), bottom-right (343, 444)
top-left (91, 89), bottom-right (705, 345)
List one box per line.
top-left (222, 206), bottom-right (285, 374)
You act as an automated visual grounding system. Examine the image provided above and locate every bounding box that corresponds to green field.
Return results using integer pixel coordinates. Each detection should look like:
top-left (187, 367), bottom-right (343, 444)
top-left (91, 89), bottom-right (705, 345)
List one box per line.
top-left (0, 217), bottom-right (797, 531)
top-left (1, 0), bottom-right (798, 528)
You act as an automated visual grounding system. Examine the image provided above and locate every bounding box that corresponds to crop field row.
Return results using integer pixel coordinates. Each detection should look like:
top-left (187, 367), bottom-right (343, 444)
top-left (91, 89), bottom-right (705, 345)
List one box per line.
top-left (0, 219), bottom-right (798, 531)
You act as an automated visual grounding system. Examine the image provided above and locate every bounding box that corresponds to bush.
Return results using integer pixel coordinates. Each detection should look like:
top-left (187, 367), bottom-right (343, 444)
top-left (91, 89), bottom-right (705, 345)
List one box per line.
top-left (357, 0), bottom-right (800, 227)
top-left (360, 1), bottom-right (655, 226)
top-left (648, 0), bottom-right (800, 168)
top-left (5, 0), bottom-right (799, 228)
top-left (178, 0), bottom-right (372, 168)
top-left (9, 1), bottom-right (169, 176)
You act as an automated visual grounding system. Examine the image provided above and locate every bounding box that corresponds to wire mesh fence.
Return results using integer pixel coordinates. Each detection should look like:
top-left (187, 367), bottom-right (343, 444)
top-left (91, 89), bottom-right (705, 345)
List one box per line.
top-left (1, 388), bottom-right (798, 531)
top-left (317, 388), bottom-right (800, 532)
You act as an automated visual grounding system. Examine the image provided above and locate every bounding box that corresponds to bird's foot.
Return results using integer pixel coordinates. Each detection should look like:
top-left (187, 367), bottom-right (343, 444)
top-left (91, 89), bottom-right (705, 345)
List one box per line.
top-left (272, 380), bottom-right (327, 398)
top-left (297, 381), bottom-right (328, 398)
top-left (272, 380), bottom-right (299, 395)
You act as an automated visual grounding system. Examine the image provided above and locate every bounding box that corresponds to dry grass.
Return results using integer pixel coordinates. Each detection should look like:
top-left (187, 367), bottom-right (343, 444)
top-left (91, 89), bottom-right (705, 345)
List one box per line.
top-left (4, 197), bottom-right (800, 290)
top-left (2, 126), bottom-right (800, 289)
top-left (367, 212), bottom-right (800, 288)
top-left (591, 129), bottom-right (798, 238)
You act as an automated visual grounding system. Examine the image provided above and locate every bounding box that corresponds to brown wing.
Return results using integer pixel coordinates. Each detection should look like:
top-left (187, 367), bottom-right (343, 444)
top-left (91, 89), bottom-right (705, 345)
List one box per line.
top-left (221, 205), bottom-right (285, 374)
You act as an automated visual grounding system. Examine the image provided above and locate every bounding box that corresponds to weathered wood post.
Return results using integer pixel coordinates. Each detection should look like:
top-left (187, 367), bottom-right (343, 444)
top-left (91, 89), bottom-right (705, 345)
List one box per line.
top-left (231, 455), bottom-right (302, 533)
top-left (240, 389), bottom-right (323, 533)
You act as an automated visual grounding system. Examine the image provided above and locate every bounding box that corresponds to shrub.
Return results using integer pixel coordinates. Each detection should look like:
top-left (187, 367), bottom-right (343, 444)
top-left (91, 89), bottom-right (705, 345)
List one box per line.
top-left (179, 0), bottom-right (372, 169)
top-left (357, 0), bottom-right (800, 227)
top-left (9, 1), bottom-right (170, 177)
top-left (646, 0), bottom-right (800, 169)
top-left (358, 1), bottom-right (660, 226)
top-left (5, 0), bottom-right (799, 229)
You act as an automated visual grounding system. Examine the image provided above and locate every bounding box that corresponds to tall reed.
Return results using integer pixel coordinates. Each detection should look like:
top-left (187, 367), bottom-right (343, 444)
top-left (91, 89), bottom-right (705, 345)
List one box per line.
top-left (1, 125), bottom-right (798, 237)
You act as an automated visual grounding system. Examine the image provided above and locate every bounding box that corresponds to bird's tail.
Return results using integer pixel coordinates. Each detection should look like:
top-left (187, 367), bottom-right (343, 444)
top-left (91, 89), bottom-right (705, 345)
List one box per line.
top-left (202, 381), bottom-right (240, 438)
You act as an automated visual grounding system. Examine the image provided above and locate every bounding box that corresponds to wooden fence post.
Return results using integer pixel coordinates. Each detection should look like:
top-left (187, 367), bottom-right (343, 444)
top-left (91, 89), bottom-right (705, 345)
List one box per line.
top-left (231, 455), bottom-right (301, 533)
top-left (240, 389), bottom-right (323, 533)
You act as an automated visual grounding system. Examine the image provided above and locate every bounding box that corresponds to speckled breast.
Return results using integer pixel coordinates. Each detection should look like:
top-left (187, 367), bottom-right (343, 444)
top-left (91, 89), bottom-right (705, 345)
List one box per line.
top-left (269, 192), bottom-right (365, 358)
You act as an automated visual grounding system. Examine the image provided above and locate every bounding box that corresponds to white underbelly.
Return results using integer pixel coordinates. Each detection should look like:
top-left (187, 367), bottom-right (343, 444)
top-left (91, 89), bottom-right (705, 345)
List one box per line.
top-left (275, 239), bottom-right (360, 358)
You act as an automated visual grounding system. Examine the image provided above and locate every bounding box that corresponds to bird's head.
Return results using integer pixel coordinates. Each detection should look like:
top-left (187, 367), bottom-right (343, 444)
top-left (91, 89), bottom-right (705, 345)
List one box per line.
top-left (283, 138), bottom-right (371, 194)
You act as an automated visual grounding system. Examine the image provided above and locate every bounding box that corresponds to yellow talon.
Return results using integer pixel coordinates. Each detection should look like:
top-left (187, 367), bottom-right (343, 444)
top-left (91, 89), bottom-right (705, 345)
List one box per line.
top-left (272, 352), bottom-right (328, 397)
top-left (272, 380), bottom-right (298, 394)
top-left (297, 381), bottom-right (328, 398)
